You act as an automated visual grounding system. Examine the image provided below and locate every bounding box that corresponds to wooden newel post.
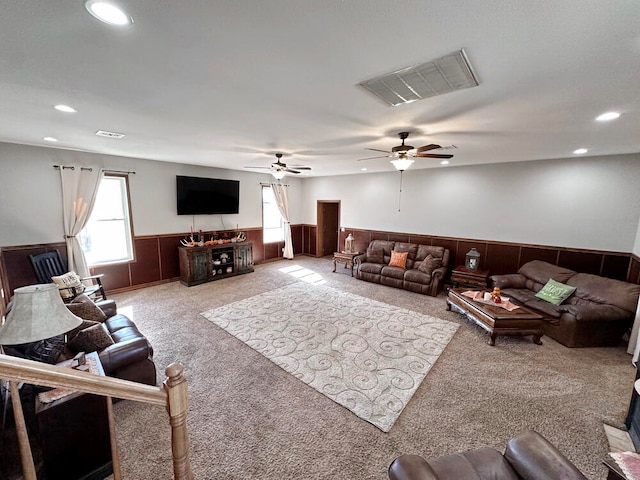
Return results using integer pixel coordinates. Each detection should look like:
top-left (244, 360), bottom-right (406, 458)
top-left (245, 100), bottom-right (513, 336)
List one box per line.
top-left (164, 363), bottom-right (194, 480)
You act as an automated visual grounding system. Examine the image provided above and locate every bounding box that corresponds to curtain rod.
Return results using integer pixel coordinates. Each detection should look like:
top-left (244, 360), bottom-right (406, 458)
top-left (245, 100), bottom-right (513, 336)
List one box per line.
top-left (259, 182), bottom-right (289, 187)
top-left (53, 165), bottom-right (136, 174)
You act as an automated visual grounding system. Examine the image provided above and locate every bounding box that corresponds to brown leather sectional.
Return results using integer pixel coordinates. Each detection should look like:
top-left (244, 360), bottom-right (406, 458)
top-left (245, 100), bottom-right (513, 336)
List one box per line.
top-left (354, 240), bottom-right (449, 296)
top-left (388, 430), bottom-right (588, 480)
top-left (491, 260), bottom-right (640, 347)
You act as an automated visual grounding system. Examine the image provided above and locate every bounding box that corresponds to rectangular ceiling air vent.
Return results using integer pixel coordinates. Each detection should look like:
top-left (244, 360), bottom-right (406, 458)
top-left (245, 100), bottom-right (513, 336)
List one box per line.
top-left (357, 49), bottom-right (479, 107)
top-left (95, 130), bottom-right (126, 139)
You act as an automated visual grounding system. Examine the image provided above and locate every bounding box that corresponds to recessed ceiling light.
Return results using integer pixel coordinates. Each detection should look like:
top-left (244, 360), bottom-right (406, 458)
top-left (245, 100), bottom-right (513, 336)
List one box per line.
top-left (573, 148), bottom-right (588, 155)
top-left (440, 160), bottom-right (450, 165)
top-left (43, 137), bottom-right (58, 142)
top-left (361, 168), bottom-right (367, 171)
top-left (596, 111), bottom-right (620, 122)
top-left (54, 104), bottom-right (77, 113)
top-left (85, 1), bottom-right (132, 26)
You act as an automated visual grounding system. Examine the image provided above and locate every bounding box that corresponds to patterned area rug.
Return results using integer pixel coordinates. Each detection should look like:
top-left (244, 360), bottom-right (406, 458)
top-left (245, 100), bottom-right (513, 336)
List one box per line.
top-left (200, 282), bottom-right (458, 431)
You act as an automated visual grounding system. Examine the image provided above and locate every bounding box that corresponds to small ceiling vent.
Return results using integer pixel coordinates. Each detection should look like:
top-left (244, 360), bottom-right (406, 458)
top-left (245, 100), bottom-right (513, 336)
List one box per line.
top-left (357, 49), bottom-right (479, 107)
top-left (95, 130), bottom-right (125, 139)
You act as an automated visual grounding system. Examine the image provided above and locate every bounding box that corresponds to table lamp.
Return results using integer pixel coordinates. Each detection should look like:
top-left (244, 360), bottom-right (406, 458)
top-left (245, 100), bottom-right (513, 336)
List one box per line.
top-left (0, 283), bottom-right (82, 480)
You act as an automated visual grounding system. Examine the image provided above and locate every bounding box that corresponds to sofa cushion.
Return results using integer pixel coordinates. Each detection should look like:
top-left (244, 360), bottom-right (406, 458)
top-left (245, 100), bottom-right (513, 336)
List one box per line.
top-left (67, 319), bottom-right (100, 339)
top-left (501, 288), bottom-right (537, 305)
top-left (535, 279), bottom-right (576, 306)
top-left (568, 273), bottom-right (640, 313)
top-left (66, 298), bottom-right (108, 322)
top-left (524, 298), bottom-right (562, 318)
top-left (518, 261), bottom-right (576, 286)
top-left (389, 251), bottom-right (408, 269)
top-left (418, 255), bottom-right (442, 276)
top-left (51, 271), bottom-right (85, 299)
top-left (393, 242), bottom-right (418, 260)
top-left (416, 245), bottom-right (445, 262)
top-left (366, 247), bottom-right (384, 264)
top-left (68, 323), bottom-right (115, 353)
top-left (369, 240), bottom-right (394, 257)
top-left (360, 262), bottom-right (384, 275)
top-left (381, 265), bottom-right (407, 280)
top-left (404, 269), bottom-right (431, 284)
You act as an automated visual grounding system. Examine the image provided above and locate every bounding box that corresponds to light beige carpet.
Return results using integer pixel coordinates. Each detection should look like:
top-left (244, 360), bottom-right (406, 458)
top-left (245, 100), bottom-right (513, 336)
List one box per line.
top-left (200, 282), bottom-right (458, 431)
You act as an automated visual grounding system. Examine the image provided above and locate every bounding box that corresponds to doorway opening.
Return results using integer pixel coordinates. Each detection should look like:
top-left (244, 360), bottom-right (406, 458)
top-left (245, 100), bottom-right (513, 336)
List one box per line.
top-left (316, 201), bottom-right (340, 257)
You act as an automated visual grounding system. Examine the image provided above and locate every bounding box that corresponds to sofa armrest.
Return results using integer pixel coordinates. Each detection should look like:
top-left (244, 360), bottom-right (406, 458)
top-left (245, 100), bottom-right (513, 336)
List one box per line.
top-left (99, 337), bottom-right (152, 373)
top-left (354, 253), bottom-right (367, 266)
top-left (96, 299), bottom-right (117, 318)
top-left (504, 430), bottom-right (587, 480)
top-left (388, 455), bottom-right (439, 480)
top-left (490, 274), bottom-right (527, 289)
top-left (558, 303), bottom-right (632, 322)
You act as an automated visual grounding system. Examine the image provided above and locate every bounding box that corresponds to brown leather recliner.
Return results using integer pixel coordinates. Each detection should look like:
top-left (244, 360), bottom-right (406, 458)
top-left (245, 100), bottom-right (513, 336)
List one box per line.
top-left (93, 299), bottom-right (157, 386)
top-left (388, 430), bottom-right (587, 480)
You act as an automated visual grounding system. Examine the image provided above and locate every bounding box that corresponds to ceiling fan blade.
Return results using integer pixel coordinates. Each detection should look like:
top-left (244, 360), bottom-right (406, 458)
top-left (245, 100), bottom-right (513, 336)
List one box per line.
top-left (365, 148), bottom-right (392, 154)
top-left (357, 155), bottom-right (389, 161)
top-left (416, 144), bottom-right (442, 153)
top-left (284, 168), bottom-right (301, 174)
top-left (244, 166), bottom-right (272, 171)
top-left (288, 165), bottom-right (312, 170)
top-left (414, 153), bottom-right (454, 159)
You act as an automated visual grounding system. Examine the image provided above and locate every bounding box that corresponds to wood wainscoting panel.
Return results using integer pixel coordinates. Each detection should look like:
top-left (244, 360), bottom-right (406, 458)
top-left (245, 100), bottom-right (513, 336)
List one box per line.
top-left (519, 247), bottom-right (559, 267)
top-left (292, 225), bottom-right (303, 255)
top-left (130, 238), bottom-right (161, 286)
top-left (629, 257), bottom-right (640, 284)
top-left (601, 254), bottom-right (632, 281)
top-left (485, 244), bottom-right (521, 276)
top-left (264, 242), bottom-right (280, 260)
top-left (387, 233), bottom-right (410, 243)
top-left (92, 262), bottom-right (131, 292)
top-left (558, 250), bottom-right (603, 275)
top-left (159, 236), bottom-right (182, 280)
top-left (408, 235), bottom-right (433, 247)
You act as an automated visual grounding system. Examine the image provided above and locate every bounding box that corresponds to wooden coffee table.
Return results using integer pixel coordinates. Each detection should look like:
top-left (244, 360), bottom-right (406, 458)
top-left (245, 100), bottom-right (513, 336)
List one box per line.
top-left (447, 288), bottom-right (544, 346)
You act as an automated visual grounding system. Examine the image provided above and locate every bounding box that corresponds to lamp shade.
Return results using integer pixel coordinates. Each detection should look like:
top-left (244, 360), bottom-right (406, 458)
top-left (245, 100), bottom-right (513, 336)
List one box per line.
top-left (390, 158), bottom-right (414, 171)
top-left (0, 283), bottom-right (82, 345)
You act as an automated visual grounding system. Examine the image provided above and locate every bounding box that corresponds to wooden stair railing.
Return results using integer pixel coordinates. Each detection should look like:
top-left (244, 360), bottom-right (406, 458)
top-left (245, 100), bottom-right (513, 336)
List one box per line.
top-left (0, 354), bottom-right (194, 480)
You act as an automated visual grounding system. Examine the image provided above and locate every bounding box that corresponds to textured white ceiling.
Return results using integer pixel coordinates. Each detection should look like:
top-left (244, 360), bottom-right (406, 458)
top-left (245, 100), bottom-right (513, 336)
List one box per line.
top-left (0, 0), bottom-right (639, 176)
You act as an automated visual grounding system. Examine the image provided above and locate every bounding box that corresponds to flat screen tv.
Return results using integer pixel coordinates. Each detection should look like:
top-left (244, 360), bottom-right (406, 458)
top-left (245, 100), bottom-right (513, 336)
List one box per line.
top-left (176, 175), bottom-right (240, 215)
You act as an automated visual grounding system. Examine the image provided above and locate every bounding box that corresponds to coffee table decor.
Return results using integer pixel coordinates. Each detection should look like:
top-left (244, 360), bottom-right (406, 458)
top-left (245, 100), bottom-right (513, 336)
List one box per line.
top-left (460, 290), bottom-right (521, 312)
top-left (448, 288), bottom-right (544, 346)
top-left (201, 282), bottom-right (458, 432)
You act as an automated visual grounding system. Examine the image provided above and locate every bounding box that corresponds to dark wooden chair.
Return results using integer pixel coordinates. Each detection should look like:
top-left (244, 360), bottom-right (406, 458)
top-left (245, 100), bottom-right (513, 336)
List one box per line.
top-left (28, 250), bottom-right (107, 301)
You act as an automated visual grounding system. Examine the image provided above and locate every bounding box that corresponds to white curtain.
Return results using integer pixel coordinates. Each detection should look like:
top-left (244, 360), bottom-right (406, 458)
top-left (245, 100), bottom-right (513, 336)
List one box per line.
top-left (270, 183), bottom-right (294, 259)
top-left (60, 167), bottom-right (103, 277)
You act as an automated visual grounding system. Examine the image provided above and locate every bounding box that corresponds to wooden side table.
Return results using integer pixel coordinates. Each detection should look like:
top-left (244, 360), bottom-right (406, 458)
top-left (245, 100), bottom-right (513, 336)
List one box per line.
top-left (450, 265), bottom-right (490, 289)
top-left (332, 252), bottom-right (360, 276)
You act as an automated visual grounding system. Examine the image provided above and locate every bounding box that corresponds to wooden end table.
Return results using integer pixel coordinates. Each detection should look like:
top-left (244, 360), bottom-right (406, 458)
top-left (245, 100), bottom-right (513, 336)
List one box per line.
top-left (332, 252), bottom-right (360, 276)
top-left (451, 265), bottom-right (490, 288)
top-left (447, 288), bottom-right (544, 346)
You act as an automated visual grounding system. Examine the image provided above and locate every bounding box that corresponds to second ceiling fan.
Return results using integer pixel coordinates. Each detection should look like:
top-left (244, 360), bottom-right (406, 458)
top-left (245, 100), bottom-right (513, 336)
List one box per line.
top-left (359, 132), bottom-right (453, 171)
top-left (244, 153), bottom-right (312, 180)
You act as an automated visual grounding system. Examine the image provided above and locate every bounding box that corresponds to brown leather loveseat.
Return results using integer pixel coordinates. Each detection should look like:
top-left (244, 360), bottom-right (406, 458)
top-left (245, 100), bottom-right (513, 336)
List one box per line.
top-left (5, 297), bottom-right (156, 386)
top-left (491, 260), bottom-right (640, 347)
top-left (388, 430), bottom-right (587, 480)
top-left (354, 240), bottom-right (449, 296)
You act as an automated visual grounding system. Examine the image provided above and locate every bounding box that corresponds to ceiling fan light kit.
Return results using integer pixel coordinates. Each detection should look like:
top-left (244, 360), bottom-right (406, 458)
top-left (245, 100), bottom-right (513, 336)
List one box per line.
top-left (244, 152), bottom-right (312, 179)
top-left (358, 131), bottom-right (454, 171)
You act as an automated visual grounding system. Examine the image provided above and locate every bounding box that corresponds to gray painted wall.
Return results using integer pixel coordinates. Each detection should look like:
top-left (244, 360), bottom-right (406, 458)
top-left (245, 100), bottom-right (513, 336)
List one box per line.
top-left (1, 141), bottom-right (639, 253)
top-left (301, 154), bottom-right (640, 253)
top-left (0, 142), bottom-right (303, 247)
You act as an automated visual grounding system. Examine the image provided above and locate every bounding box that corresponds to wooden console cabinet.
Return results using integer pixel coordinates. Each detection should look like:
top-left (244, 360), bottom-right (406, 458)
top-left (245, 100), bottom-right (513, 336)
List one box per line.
top-left (179, 241), bottom-right (254, 286)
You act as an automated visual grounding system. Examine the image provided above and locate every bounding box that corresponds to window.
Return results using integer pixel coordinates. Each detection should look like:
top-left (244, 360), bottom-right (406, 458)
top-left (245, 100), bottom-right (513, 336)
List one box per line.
top-left (79, 175), bottom-right (134, 265)
top-left (262, 186), bottom-right (284, 243)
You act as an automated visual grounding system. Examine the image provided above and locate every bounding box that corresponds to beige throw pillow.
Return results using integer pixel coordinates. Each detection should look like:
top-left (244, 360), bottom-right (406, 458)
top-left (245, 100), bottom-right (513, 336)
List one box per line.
top-left (68, 324), bottom-right (114, 353)
top-left (51, 271), bottom-right (85, 299)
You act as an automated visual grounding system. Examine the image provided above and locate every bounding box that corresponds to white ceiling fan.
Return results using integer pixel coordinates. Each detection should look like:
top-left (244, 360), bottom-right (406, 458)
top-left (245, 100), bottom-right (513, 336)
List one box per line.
top-left (244, 153), bottom-right (312, 179)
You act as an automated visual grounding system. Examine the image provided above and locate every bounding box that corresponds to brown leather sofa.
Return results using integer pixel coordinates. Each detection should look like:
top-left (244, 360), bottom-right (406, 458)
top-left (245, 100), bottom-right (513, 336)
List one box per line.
top-left (491, 260), bottom-right (640, 348)
top-left (5, 298), bottom-right (156, 386)
top-left (354, 240), bottom-right (449, 296)
top-left (95, 299), bottom-right (157, 385)
top-left (388, 430), bottom-right (587, 480)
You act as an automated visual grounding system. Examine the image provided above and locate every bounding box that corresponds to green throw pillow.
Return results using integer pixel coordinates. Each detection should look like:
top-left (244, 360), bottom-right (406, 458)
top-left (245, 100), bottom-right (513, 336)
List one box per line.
top-left (535, 279), bottom-right (576, 305)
